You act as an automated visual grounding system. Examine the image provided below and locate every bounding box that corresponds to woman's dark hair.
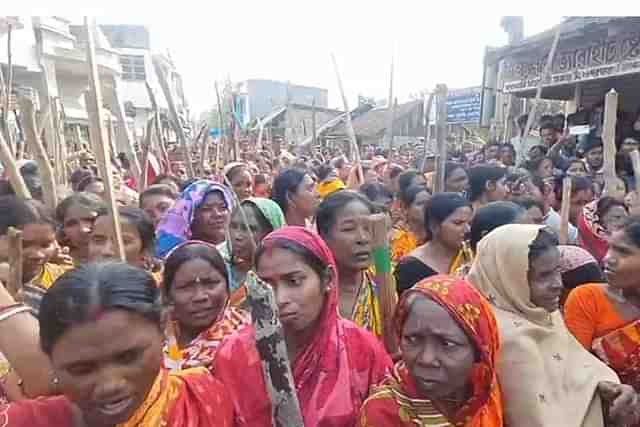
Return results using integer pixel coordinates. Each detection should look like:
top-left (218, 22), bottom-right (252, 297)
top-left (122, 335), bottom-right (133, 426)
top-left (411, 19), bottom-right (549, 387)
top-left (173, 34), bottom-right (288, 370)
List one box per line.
top-left (314, 163), bottom-right (334, 182)
top-left (525, 156), bottom-right (552, 176)
top-left (225, 163), bottom-right (248, 183)
top-left (470, 201), bottom-right (525, 250)
top-left (271, 168), bottom-right (308, 214)
top-left (76, 176), bottom-right (103, 193)
top-left (0, 195), bottom-right (55, 235)
top-left (316, 190), bottom-right (374, 239)
top-left (55, 192), bottom-right (107, 224)
top-left (529, 227), bottom-right (559, 261)
top-left (359, 183), bottom-right (393, 204)
top-left (163, 242), bottom-right (228, 296)
top-left (468, 165), bottom-right (508, 202)
top-left (70, 168), bottom-right (95, 192)
top-left (501, 143), bottom-right (516, 156)
top-left (153, 174), bottom-right (184, 191)
top-left (39, 261), bottom-right (162, 355)
top-left (399, 184), bottom-right (430, 207)
top-left (97, 207), bottom-right (155, 253)
top-left (511, 196), bottom-right (544, 214)
top-left (255, 239), bottom-right (327, 281)
top-left (562, 264), bottom-right (605, 290)
top-left (444, 162), bottom-right (465, 181)
top-left (596, 196), bottom-right (627, 219)
top-left (423, 192), bottom-right (471, 240)
top-left (139, 184), bottom-right (178, 208)
top-left (398, 170), bottom-right (425, 197)
top-left (254, 174), bottom-right (268, 186)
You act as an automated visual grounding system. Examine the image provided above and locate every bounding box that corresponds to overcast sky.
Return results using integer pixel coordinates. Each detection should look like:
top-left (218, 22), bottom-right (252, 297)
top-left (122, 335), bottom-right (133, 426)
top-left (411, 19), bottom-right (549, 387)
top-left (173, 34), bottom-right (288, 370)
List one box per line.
top-left (14, 2), bottom-right (624, 114)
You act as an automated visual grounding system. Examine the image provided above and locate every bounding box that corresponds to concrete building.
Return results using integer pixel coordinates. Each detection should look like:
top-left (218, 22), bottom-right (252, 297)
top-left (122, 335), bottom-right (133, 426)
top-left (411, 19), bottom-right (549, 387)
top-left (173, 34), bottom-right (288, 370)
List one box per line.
top-left (235, 79), bottom-right (328, 126)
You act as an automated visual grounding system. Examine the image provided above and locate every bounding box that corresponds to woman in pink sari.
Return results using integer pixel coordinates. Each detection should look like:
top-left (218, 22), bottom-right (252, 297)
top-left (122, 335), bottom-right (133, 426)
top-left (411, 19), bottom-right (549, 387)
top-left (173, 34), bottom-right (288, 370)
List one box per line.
top-left (213, 226), bottom-right (392, 427)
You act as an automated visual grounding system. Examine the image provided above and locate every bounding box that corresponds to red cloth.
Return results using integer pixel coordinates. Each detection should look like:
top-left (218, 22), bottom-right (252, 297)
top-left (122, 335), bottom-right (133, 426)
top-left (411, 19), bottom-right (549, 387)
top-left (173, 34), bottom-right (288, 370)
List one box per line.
top-left (577, 201), bottom-right (609, 263)
top-left (213, 226), bottom-right (392, 427)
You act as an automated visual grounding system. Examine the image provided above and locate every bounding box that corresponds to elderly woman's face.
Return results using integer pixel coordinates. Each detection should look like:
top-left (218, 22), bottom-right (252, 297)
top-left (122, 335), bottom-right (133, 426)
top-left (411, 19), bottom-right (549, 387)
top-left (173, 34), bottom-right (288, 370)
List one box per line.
top-left (50, 309), bottom-right (163, 426)
top-left (400, 295), bottom-right (475, 400)
top-left (528, 246), bottom-right (563, 312)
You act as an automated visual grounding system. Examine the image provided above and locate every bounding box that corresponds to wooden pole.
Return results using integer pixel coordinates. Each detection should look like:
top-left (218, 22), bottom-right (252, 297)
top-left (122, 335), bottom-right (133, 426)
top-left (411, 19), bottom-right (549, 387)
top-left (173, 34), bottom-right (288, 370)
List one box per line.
top-left (311, 98), bottom-right (317, 150)
top-left (151, 56), bottom-right (194, 179)
top-left (602, 89), bottom-right (618, 196)
top-left (385, 53), bottom-right (395, 152)
top-left (197, 123), bottom-right (209, 174)
top-left (18, 96), bottom-right (57, 209)
top-left (144, 81), bottom-right (170, 173)
top-left (421, 91), bottom-right (435, 171)
top-left (331, 54), bottom-right (363, 181)
top-left (630, 150), bottom-right (640, 196)
top-left (433, 84), bottom-right (448, 192)
top-left (0, 122), bottom-right (29, 199)
top-left (1, 23), bottom-right (14, 155)
top-left (502, 95), bottom-right (513, 143)
top-left (522, 23), bottom-right (562, 139)
top-left (559, 176), bottom-right (572, 245)
top-left (84, 16), bottom-right (126, 262)
top-left (110, 77), bottom-right (142, 189)
top-left (140, 116), bottom-right (155, 190)
top-left (214, 82), bottom-right (225, 171)
top-left (7, 227), bottom-right (22, 297)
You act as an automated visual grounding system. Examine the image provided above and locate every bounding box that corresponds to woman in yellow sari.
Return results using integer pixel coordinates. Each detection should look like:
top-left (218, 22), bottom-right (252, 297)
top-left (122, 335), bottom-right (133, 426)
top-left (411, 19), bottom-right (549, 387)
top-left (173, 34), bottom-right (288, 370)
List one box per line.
top-left (317, 190), bottom-right (383, 337)
top-left (0, 262), bottom-right (233, 427)
top-left (394, 193), bottom-right (472, 295)
top-left (390, 185), bottom-right (430, 261)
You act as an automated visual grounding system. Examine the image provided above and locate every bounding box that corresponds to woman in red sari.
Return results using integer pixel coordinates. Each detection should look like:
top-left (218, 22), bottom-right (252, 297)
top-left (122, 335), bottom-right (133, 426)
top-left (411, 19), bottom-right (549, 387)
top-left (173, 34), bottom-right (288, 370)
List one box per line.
top-left (0, 262), bottom-right (233, 427)
top-left (213, 226), bottom-right (392, 427)
top-left (358, 275), bottom-right (503, 427)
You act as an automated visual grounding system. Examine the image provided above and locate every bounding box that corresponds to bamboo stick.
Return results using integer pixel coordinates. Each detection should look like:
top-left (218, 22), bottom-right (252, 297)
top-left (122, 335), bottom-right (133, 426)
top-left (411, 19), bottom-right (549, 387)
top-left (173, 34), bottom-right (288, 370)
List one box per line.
top-left (7, 227), bottom-right (22, 297)
top-left (214, 82), bottom-right (225, 173)
top-left (140, 116), bottom-right (155, 190)
top-left (197, 123), bottom-right (209, 174)
top-left (311, 98), bottom-right (316, 150)
top-left (18, 96), bottom-right (57, 209)
top-left (110, 77), bottom-right (142, 189)
top-left (559, 176), bottom-right (572, 245)
top-left (84, 16), bottom-right (126, 262)
top-left (602, 89), bottom-right (618, 196)
top-left (370, 213), bottom-right (398, 355)
top-left (0, 123), bottom-right (29, 199)
top-left (3, 23), bottom-right (14, 154)
top-left (421, 91), bottom-right (435, 171)
top-left (330, 53), bottom-right (363, 181)
top-left (151, 56), bottom-right (194, 179)
top-left (385, 53), bottom-right (395, 153)
top-left (630, 150), bottom-right (640, 196)
top-left (522, 23), bottom-right (562, 139)
top-left (144, 81), bottom-right (170, 173)
top-left (433, 84), bottom-right (448, 193)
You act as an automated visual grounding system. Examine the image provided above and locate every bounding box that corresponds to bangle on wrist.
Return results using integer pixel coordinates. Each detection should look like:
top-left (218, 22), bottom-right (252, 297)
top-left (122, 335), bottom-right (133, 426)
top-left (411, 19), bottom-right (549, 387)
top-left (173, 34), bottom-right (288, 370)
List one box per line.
top-left (0, 305), bottom-right (30, 323)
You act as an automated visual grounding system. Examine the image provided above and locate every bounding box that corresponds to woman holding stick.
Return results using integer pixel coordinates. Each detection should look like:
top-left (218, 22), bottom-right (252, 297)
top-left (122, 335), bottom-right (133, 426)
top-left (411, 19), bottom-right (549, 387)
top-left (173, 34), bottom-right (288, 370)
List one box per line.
top-left (213, 226), bottom-right (392, 427)
top-left (0, 262), bottom-right (234, 426)
top-left (162, 241), bottom-right (249, 371)
top-left (316, 190), bottom-right (384, 338)
top-left (358, 275), bottom-right (503, 426)
top-left (156, 180), bottom-right (234, 258)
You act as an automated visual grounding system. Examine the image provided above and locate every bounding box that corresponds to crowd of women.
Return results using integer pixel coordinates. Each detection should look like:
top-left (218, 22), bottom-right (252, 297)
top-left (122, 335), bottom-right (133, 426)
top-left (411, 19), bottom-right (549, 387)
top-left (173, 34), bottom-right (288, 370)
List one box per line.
top-left (0, 124), bottom-right (640, 426)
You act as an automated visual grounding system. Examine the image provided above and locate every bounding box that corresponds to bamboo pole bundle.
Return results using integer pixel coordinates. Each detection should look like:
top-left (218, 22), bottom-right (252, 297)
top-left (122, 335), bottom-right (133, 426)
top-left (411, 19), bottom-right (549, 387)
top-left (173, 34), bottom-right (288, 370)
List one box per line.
top-left (110, 77), bottom-right (142, 189)
top-left (0, 122), bottom-right (29, 198)
top-left (214, 82), bottom-right (225, 173)
top-left (84, 16), bottom-right (126, 261)
top-left (558, 177), bottom-right (572, 245)
top-left (144, 81), bottom-right (170, 174)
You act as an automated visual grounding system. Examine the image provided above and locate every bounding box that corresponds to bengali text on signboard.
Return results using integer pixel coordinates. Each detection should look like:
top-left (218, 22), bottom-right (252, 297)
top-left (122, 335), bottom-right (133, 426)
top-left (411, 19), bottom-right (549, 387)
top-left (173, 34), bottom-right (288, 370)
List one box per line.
top-left (446, 87), bottom-right (482, 124)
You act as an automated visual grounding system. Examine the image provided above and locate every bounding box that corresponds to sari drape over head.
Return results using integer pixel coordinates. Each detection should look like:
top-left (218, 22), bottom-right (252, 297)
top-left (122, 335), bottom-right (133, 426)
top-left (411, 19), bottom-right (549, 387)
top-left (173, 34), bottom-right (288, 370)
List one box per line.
top-left (578, 200), bottom-right (609, 263)
top-left (0, 368), bottom-right (233, 427)
top-left (467, 224), bottom-right (618, 427)
top-left (359, 275), bottom-right (503, 427)
top-left (213, 226), bottom-right (392, 427)
top-left (156, 180), bottom-right (234, 258)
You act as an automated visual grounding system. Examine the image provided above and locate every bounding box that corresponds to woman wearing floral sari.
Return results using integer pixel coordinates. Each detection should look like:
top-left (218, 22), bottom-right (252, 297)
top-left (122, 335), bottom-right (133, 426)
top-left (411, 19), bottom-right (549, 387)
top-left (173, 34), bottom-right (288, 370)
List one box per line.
top-left (316, 190), bottom-right (383, 337)
top-left (468, 224), bottom-right (639, 427)
top-left (213, 226), bottom-right (392, 427)
top-left (565, 216), bottom-right (640, 395)
top-left (358, 275), bottom-right (503, 426)
top-left (0, 262), bottom-right (233, 427)
top-left (156, 179), bottom-right (234, 258)
top-left (162, 241), bottom-right (249, 371)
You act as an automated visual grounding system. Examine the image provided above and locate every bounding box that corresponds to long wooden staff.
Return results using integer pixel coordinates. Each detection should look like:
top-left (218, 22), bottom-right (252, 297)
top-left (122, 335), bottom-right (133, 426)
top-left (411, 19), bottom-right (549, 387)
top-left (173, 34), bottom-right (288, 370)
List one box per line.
top-left (331, 54), bottom-right (363, 182)
top-left (111, 77), bottom-right (142, 189)
top-left (433, 84), bottom-right (448, 193)
top-left (370, 213), bottom-right (398, 355)
top-left (0, 126), bottom-right (30, 199)
top-left (630, 150), bottom-right (640, 196)
top-left (140, 116), bottom-right (155, 190)
top-left (385, 53), bottom-right (395, 153)
top-left (84, 17), bottom-right (125, 261)
top-left (559, 177), bottom-right (572, 245)
top-left (602, 89), bottom-right (623, 197)
top-left (522, 23), bottom-right (562, 139)
top-left (152, 56), bottom-right (195, 179)
top-left (18, 96), bottom-right (58, 209)
top-left (7, 227), bottom-right (23, 297)
top-left (421, 91), bottom-right (435, 172)
top-left (195, 123), bottom-right (209, 174)
top-left (214, 82), bottom-right (225, 173)
top-left (245, 271), bottom-right (304, 427)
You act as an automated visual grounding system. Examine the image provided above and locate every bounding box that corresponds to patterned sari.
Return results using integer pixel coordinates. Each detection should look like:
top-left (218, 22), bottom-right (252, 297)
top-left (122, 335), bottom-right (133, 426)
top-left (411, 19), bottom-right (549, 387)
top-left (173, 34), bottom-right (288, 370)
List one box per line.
top-left (0, 368), bottom-right (233, 427)
top-left (352, 269), bottom-right (383, 338)
top-left (390, 226), bottom-right (418, 262)
top-left (358, 275), bottom-right (503, 427)
top-left (592, 321), bottom-right (640, 391)
top-left (164, 304), bottom-right (250, 371)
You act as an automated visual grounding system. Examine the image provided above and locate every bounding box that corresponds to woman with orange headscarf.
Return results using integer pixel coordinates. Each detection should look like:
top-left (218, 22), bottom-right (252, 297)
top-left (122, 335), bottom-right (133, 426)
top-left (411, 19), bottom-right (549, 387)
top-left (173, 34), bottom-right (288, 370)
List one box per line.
top-left (358, 275), bottom-right (503, 426)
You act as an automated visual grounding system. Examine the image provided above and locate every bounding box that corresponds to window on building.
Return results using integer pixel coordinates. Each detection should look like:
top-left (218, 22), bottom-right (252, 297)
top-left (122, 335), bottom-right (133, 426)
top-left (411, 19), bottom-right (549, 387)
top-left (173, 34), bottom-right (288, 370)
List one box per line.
top-left (120, 55), bottom-right (146, 81)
